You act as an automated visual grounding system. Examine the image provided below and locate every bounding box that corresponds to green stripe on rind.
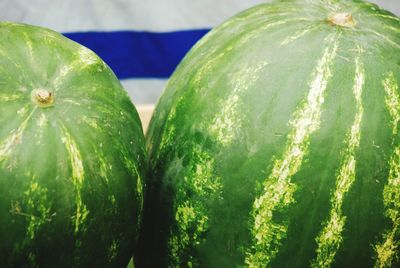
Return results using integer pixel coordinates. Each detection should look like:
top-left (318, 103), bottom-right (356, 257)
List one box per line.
top-left (311, 54), bottom-right (365, 268)
top-left (168, 147), bottom-right (222, 267)
top-left (245, 36), bottom-right (339, 267)
top-left (374, 73), bottom-right (400, 268)
top-left (60, 124), bottom-right (89, 233)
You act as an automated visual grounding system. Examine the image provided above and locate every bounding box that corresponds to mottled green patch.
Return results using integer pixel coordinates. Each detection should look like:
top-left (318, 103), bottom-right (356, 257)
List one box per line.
top-left (245, 38), bottom-right (338, 267)
top-left (98, 154), bottom-right (110, 183)
top-left (27, 252), bottom-right (38, 268)
top-left (23, 177), bottom-right (52, 240)
top-left (108, 240), bottom-right (119, 262)
top-left (168, 146), bottom-right (222, 266)
top-left (10, 175), bottom-right (53, 257)
top-left (81, 115), bottom-right (99, 129)
top-left (169, 201), bottom-right (208, 267)
top-left (109, 195), bottom-right (116, 206)
top-left (374, 146), bottom-right (400, 268)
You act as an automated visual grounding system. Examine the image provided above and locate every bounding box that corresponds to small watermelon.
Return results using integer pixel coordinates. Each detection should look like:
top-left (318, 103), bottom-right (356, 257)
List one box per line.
top-left (0, 22), bottom-right (146, 267)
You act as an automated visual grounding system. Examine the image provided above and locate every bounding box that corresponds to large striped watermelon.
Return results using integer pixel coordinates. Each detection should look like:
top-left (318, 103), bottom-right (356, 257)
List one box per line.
top-left (0, 22), bottom-right (146, 267)
top-left (136, 0), bottom-right (400, 267)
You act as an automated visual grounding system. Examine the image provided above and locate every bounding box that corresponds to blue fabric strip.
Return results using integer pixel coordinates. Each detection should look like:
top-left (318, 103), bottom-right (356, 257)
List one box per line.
top-left (63, 29), bottom-right (210, 79)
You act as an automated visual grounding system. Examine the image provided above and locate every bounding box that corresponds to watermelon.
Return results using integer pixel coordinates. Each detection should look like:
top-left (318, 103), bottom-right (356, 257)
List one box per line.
top-left (0, 22), bottom-right (146, 267)
top-left (136, 0), bottom-right (400, 267)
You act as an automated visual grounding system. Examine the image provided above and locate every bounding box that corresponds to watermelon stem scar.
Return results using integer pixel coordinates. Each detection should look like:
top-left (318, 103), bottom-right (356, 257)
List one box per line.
top-left (31, 89), bottom-right (54, 108)
top-left (328, 13), bottom-right (355, 28)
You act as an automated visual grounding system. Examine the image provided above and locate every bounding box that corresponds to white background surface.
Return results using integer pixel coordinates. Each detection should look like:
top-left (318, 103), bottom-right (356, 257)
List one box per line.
top-left (2, 0), bottom-right (399, 32)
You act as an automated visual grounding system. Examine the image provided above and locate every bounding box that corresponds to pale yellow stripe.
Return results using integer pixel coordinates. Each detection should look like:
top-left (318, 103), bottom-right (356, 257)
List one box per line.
top-left (368, 13), bottom-right (400, 23)
top-left (245, 36), bottom-right (338, 267)
top-left (136, 171), bottom-right (144, 219)
top-left (0, 108), bottom-right (35, 162)
top-left (22, 31), bottom-right (34, 63)
top-left (374, 73), bottom-right (400, 268)
top-left (36, 113), bottom-right (48, 127)
top-left (383, 25), bottom-right (400, 34)
top-left (383, 73), bottom-right (400, 135)
top-left (77, 46), bottom-right (106, 72)
top-left (108, 240), bottom-right (119, 262)
top-left (161, 18), bottom-right (309, 153)
top-left (311, 55), bottom-right (365, 268)
top-left (54, 46), bottom-right (105, 90)
top-left (0, 93), bottom-right (22, 102)
top-left (60, 125), bottom-right (88, 233)
top-left (362, 29), bottom-right (400, 50)
top-left (80, 116), bottom-right (99, 130)
top-left (205, 19), bottom-right (314, 146)
top-left (238, 18), bottom-right (312, 47)
top-left (195, 10), bottom-right (303, 51)
top-left (78, 46), bottom-right (102, 66)
top-left (122, 153), bottom-right (144, 218)
top-left (156, 97), bottom-right (179, 159)
top-left (208, 61), bottom-right (268, 146)
top-left (281, 24), bottom-right (320, 46)
top-left (53, 65), bottom-right (74, 90)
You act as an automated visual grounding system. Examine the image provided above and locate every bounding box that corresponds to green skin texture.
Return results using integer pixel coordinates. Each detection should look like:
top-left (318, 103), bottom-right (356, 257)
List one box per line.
top-left (136, 0), bottom-right (400, 267)
top-left (0, 23), bottom-right (146, 267)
